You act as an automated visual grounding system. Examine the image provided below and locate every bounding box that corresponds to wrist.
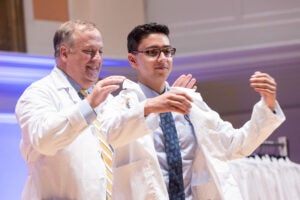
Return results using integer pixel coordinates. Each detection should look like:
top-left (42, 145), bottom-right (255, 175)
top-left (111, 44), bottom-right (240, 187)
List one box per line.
top-left (144, 100), bottom-right (155, 117)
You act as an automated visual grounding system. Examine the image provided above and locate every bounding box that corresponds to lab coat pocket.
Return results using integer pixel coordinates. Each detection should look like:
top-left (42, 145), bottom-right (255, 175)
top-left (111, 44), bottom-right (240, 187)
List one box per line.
top-left (113, 158), bottom-right (165, 200)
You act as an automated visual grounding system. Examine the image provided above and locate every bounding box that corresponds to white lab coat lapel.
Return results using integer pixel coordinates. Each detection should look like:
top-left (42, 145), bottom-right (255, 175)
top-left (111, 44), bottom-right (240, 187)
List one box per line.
top-left (187, 90), bottom-right (243, 200)
top-left (112, 79), bottom-right (169, 200)
top-left (51, 67), bottom-right (81, 104)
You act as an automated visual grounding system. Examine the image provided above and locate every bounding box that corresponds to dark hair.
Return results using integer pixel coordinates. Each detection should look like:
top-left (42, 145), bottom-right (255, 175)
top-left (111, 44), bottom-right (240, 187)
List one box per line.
top-left (53, 20), bottom-right (97, 57)
top-left (127, 22), bottom-right (170, 53)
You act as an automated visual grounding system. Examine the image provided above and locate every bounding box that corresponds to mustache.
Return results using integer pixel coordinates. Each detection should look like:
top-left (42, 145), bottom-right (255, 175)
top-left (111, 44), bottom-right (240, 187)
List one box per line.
top-left (156, 62), bottom-right (169, 68)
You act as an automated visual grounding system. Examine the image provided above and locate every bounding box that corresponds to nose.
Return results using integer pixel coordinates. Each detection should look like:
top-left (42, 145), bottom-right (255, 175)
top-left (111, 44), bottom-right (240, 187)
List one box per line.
top-left (157, 50), bottom-right (168, 60)
top-left (91, 51), bottom-right (103, 61)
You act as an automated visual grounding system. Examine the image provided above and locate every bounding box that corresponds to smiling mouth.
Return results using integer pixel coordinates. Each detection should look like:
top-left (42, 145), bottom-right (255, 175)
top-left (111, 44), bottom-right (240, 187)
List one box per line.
top-left (87, 66), bottom-right (99, 71)
top-left (155, 65), bottom-right (168, 70)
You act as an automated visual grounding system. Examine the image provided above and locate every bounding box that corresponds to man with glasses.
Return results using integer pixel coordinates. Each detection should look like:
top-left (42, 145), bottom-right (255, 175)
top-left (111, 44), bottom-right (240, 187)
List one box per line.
top-left (97, 22), bottom-right (285, 199)
top-left (15, 20), bottom-right (196, 200)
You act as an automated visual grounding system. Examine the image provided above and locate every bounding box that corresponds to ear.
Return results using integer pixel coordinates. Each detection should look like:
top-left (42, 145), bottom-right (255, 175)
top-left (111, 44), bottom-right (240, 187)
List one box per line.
top-left (60, 45), bottom-right (69, 60)
top-left (128, 53), bottom-right (137, 69)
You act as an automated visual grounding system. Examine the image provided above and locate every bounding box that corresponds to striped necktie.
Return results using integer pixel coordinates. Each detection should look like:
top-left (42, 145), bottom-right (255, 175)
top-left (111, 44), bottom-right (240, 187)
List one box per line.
top-left (79, 90), bottom-right (114, 200)
top-left (94, 120), bottom-right (114, 200)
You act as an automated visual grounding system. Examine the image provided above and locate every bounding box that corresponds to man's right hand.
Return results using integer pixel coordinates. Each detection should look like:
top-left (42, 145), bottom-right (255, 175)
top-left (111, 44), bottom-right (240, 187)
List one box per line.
top-left (87, 76), bottom-right (126, 108)
top-left (144, 90), bottom-right (193, 116)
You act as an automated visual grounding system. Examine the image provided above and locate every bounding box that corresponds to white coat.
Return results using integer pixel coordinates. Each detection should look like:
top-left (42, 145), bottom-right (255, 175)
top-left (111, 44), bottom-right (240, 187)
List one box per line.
top-left (97, 79), bottom-right (286, 200)
top-left (15, 67), bottom-right (107, 200)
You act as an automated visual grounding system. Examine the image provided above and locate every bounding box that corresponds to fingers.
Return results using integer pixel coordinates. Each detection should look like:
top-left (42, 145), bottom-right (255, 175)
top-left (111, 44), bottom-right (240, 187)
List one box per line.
top-left (172, 74), bottom-right (188, 86)
top-left (168, 100), bottom-right (191, 114)
top-left (87, 85), bottom-right (120, 108)
top-left (104, 75), bottom-right (126, 81)
top-left (94, 76), bottom-right (126, 95)
top-left (172, 74), bottom-right (197, 89)
top-left (250, 71), bottom-right (277, 94)
top-left (88, 76), bottom-right (126, 108)
top-left (96, 76), bottom-right (126, 87)
top-left (168, 92), bottom-right (192, 113)
top-left (145, 91), bottom-right (193, 116)
top-left (97, 85), bottom-right (120, 94)
top-left (185, 76), bottom-right (197, 89)
top-left (249, 71), bottom-right (277, 109)
top-left (169, 90), bottom-right (193, 102)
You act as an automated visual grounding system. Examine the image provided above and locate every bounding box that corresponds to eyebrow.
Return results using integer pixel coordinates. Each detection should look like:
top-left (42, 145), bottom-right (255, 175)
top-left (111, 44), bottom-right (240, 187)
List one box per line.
top-left (144, 45), bottom-right (172, 49)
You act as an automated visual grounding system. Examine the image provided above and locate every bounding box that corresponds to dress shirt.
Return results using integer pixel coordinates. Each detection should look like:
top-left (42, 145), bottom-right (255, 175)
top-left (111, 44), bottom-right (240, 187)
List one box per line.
top-left (138, 83), bottom-right (197, 199)
top-left (63, 70), bottom-right (96, 124)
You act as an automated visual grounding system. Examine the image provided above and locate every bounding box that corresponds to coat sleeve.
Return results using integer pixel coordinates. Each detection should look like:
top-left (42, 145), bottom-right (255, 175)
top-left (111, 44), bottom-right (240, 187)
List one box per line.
top-left (228, 99), bottom-right (286, 159)
top-left (96, 89), bottom-right (155, 148)
top-left (184, 88), bottom-right (286, 160)
top-left (16, 83), bottom-right (88, 157)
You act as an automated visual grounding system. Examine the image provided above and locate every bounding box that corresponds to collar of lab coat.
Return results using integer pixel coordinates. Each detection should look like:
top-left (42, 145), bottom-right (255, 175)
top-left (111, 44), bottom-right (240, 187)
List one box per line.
top-left (51, 66), bottom-right (81, 103)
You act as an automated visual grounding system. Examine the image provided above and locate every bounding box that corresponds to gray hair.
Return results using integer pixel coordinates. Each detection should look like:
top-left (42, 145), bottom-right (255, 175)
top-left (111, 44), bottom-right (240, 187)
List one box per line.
top-left (53, 20), bottom-right (98, 57)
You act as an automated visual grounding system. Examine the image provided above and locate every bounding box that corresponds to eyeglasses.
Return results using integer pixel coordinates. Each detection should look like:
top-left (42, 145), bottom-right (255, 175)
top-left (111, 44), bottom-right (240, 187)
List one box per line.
top-left (66, 45), bottom-right (103, 58)
top-left (81, 49), bottom-right (103, 58)
top-left (132, 47), bottom-right (176, 58)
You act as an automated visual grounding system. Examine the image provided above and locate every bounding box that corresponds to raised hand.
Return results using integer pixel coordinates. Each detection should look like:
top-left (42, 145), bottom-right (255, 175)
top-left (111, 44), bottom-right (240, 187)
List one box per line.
top-left (250, 71), bottom-right (276, 110)
top-left (172, 74), bottom-right (197, 90)
top-left (86, 76), bottom-right (126, 108)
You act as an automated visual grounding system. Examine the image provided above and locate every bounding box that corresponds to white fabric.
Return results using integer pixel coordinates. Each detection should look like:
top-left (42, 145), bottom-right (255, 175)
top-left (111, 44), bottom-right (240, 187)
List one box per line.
top-left (15, 67), bottom-right (108, 200)
top-left (139, 83), bottom-right (197, 199)
top-left (97, 79), bottom-right (286, 200)
top-left (229, 156), bottom-right (300, 200)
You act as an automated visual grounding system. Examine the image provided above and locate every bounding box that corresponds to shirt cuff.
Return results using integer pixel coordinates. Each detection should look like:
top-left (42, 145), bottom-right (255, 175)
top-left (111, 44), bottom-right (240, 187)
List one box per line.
top-left (78, 99), bottom-right (97, 124)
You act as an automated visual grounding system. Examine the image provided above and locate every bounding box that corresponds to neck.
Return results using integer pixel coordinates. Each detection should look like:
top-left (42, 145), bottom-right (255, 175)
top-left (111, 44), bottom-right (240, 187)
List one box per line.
top-left (139, 80), bottom-right (166, 94)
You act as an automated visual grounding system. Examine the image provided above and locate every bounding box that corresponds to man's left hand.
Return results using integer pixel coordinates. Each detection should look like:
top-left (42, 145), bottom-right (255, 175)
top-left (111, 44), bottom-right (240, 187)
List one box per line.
top-left (250, 71), bottom-right (277, 110)
top-left (172, 74), bottom-right (197, 90)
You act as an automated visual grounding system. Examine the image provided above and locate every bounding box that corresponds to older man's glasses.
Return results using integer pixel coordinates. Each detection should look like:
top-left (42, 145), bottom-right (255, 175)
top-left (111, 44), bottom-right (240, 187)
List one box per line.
top-left (81, 49), bottom-right (103, 58)
top-left (132, 47), bottom-right (176, 58)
